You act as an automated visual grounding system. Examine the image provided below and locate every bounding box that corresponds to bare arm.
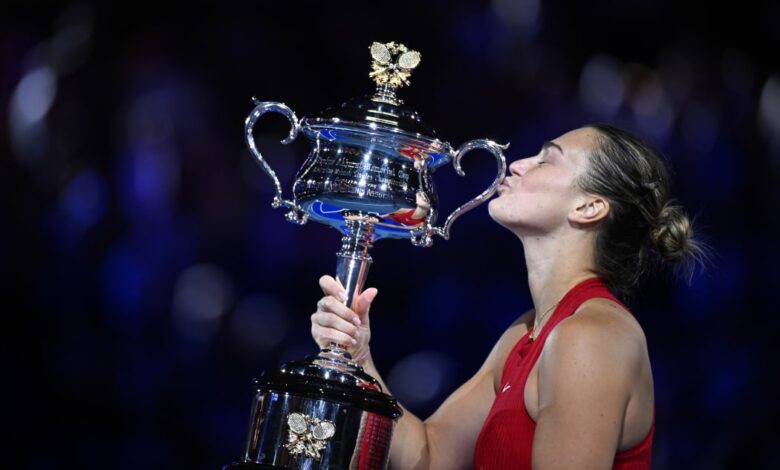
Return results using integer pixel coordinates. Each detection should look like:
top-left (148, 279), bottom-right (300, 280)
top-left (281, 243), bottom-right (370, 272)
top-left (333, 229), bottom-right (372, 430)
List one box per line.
top-left (312, 275), bottom-right (532, 470)
top-left (359, 345), bottom-right (495, 470)
top-left (532, 302), bottom-right (645, 469)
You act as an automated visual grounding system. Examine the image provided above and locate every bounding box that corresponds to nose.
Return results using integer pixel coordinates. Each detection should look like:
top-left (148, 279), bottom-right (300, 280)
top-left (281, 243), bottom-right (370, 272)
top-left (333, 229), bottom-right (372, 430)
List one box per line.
top-left (508, 157), bottom-right (535, 177)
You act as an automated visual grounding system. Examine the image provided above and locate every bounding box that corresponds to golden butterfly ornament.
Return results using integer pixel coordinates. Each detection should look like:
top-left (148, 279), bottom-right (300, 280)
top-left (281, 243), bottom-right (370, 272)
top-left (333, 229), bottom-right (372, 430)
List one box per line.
top-left (368, 41), bottom-right (422, 88)
top-left (283, 412), bottom-right (337, 460)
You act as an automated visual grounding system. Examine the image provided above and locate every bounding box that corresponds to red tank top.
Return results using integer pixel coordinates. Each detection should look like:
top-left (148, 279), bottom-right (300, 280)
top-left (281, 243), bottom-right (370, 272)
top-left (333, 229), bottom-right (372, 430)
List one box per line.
top-left (473, 277), bottom-right (654, 469)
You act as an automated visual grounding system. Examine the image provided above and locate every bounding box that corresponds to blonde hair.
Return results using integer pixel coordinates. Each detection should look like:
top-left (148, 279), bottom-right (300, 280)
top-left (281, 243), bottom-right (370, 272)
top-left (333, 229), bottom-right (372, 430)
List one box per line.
top-left (579, 123), bottom-right (706, 296)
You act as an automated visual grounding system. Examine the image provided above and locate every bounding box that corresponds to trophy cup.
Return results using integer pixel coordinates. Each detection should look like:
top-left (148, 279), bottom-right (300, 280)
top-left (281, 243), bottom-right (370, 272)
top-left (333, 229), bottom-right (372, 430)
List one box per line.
top-left (226, 42), bottom-right (507, 470)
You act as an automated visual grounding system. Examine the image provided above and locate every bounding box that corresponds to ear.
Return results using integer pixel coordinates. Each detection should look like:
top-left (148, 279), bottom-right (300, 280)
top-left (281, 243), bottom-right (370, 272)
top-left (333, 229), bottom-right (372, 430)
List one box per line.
top-left (569, 195), bottom-right (610, 226)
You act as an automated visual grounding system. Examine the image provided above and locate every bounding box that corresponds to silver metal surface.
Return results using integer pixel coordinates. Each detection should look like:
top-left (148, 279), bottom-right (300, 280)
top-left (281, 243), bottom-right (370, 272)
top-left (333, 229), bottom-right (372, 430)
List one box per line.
top-left (230, 41), bottom-right (509, 470)
top-left (335, 219), bottom-right (375, 309)
top-left (243, 44), bottom-right (507, 243)
top-left (245, 99), bottom-right (308, 225)
top-left (326, 219), bottom-right (375, 358)
top-left (245, 100), bottom-right (507, 243)
top-left (411, 139), bottom-right (509, 247)
top-left (241, 390), bottom-right (396, 470)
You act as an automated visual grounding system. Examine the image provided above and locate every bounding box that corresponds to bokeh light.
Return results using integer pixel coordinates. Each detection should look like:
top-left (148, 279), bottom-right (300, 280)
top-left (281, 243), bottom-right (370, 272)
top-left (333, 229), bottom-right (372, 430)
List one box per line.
top-left (62, 168), bottom-right (109, 230)
top-left (4, 2), bottom-right (778, 469)
top-left (578, 54), bottom-right (625, 118)
top-left (387, 351), bottom-right (454, 408)
top-left (230, 294), bottom-right (289, 351)
top-left (172, 264), bottom-right (234, 341)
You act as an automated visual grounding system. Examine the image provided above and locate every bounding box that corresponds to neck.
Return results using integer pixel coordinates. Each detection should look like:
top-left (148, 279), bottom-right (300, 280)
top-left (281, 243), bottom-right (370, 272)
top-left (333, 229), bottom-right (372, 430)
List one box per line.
top-left (519, 228), bottom-right (598, 327)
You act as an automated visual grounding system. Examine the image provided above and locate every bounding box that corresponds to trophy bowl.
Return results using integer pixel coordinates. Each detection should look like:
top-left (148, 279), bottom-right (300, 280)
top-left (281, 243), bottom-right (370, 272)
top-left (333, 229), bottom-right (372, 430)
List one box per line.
top-left (226, 41), bottom-right (507, 470)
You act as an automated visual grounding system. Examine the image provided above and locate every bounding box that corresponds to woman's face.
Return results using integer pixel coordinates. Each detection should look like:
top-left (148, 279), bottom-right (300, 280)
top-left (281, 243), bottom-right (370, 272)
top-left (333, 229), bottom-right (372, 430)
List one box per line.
top-left (488, 127), bottom-right (598, 234)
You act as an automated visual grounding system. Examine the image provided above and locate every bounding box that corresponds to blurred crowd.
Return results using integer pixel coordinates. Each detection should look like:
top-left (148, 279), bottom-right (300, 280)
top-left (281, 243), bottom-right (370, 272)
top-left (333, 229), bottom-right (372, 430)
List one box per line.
top-left (3, 1), bottom-right (779, 468)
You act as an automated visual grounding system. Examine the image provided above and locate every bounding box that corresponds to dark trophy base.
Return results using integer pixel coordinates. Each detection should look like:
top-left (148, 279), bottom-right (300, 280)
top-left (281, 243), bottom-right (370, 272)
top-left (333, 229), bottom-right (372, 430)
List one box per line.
top-left (227, 349), bottom-right (402, 470)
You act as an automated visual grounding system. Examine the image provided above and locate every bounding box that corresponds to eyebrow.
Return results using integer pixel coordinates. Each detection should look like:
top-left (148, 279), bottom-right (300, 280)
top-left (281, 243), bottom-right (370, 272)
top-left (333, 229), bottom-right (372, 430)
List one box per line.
top-left (542, 141), bottom-right (564, 154)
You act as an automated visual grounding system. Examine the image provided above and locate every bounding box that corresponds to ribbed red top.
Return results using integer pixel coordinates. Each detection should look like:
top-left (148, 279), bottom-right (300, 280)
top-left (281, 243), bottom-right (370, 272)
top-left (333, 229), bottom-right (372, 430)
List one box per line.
top-left (473, 278), bottom-right (654, 469)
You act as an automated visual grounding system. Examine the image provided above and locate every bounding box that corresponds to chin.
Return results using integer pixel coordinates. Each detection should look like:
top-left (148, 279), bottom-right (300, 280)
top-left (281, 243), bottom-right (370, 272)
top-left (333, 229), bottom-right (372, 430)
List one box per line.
top-left (488, 198), bottom-right (537, 234)
top-left (488, 198), bottom-right (512, 227)
top-left (487, 198), bottom-right (499, 218)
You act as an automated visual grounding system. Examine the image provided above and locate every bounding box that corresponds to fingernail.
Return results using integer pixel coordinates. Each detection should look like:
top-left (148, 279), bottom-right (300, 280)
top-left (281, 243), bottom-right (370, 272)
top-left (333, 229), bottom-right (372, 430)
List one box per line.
top-left (338, 291), bottom-right (348, 302)
top-left (351, 338), bottom-right (358, 345)
top-left (353, 316), bottom-right (361, 326)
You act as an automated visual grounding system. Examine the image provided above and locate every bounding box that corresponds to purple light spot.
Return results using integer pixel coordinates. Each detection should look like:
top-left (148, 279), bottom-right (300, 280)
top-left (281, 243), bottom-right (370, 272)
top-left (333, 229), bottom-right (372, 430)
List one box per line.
top-left (63, 169), bottom-right (108, 230)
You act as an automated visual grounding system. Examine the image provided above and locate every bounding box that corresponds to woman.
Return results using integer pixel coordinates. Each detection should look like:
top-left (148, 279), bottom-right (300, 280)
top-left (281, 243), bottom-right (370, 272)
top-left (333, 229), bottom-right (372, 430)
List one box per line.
top-left (311, 123), bottom-right (702, 469)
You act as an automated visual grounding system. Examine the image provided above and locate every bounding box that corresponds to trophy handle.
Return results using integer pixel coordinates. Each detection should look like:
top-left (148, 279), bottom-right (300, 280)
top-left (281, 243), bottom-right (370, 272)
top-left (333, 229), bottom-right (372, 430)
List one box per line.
top-left (245, 98), bottom-right (308, 225)
top-left (411, 139), bottom-right (508, 247)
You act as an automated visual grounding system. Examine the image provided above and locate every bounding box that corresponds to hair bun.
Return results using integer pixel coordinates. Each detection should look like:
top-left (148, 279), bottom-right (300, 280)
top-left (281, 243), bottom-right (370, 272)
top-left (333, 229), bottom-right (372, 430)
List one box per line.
top-left (650, 203), bottom-right (696, 263)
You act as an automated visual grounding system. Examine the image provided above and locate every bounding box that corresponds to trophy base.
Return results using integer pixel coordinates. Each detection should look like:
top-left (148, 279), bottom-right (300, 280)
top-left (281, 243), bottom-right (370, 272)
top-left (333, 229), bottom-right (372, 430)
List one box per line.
top-left (228, 351), bottom-right (402, 470)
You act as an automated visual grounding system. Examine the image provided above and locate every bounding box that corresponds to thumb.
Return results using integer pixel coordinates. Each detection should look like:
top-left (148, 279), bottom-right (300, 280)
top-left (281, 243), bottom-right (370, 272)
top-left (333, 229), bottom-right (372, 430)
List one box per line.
top-left (354, 287), bottom-right (378, 319)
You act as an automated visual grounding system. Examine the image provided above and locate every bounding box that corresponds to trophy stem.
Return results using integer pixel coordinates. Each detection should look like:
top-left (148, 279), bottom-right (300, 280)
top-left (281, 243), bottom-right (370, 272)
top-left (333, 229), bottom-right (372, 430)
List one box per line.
top-left (372, 83), bottom-right (400, 105)
top-left (327, 218), bottom-right (376, 359)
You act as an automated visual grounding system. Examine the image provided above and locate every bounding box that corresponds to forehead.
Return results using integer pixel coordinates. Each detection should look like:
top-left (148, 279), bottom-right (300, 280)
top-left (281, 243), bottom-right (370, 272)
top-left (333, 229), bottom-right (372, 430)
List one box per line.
top-left (553, 128), bottom-right (599, 153)
top-left (549, 128), bottom-right (599, 168)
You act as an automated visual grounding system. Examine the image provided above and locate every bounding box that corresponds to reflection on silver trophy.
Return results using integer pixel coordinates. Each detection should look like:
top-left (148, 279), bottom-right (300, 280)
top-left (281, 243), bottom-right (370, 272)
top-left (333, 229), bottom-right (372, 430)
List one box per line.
top-left (226, 41), bottom-right (508, 470)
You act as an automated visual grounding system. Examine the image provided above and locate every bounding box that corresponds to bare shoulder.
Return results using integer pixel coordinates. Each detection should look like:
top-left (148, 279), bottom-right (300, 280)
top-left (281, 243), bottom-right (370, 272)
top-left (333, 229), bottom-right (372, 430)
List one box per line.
top-left (535, 298), bottom-right (654, 454)
top-left (544, 298), bottom-right (647, 378)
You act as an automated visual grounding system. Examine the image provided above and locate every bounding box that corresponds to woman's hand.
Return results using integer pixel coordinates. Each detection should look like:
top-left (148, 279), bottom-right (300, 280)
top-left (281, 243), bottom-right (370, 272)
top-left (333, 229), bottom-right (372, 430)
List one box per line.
top-left (311, 275), bottom-right (378, 365)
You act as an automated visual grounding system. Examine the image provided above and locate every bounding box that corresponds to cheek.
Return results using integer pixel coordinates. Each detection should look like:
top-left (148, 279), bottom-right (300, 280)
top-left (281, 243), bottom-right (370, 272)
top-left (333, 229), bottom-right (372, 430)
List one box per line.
top-left (488, 188), bottom-right (572, 226)
top-left (519, 173), bottom-right (564, 195)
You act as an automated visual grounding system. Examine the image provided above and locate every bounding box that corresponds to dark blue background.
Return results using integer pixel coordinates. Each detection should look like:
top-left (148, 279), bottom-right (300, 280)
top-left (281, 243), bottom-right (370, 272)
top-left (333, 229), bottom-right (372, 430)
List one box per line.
top-left (4, 1), bottom-right (779, 468)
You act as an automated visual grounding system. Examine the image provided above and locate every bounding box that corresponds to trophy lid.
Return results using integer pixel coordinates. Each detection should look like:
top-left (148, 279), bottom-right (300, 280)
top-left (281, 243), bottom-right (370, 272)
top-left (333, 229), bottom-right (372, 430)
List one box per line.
top-left (255, 352), bottom-right (403, 418)
top-left (305, 93), bottom-right (437, 138)
top-left (301, 42), bottom-right (441, 144)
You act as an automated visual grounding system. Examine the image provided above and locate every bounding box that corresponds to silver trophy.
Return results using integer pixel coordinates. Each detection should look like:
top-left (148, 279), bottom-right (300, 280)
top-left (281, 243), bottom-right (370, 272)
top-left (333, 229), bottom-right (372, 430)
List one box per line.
top-left (227, 42), bottom-right (507, 470)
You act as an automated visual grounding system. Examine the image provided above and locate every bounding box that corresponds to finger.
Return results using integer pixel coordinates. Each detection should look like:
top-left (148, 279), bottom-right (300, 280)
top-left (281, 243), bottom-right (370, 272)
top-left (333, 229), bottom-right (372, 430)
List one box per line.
top-left (311, 311), bottom-right (358, 337)
top-left (354, 287), bottom-right (378, 318)
top-left (319, 275), bottom-right (347, 302)
top-left (316, 296), bottom-right (361, 325)
top-left (312, 325), bottom-right (358, 346)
